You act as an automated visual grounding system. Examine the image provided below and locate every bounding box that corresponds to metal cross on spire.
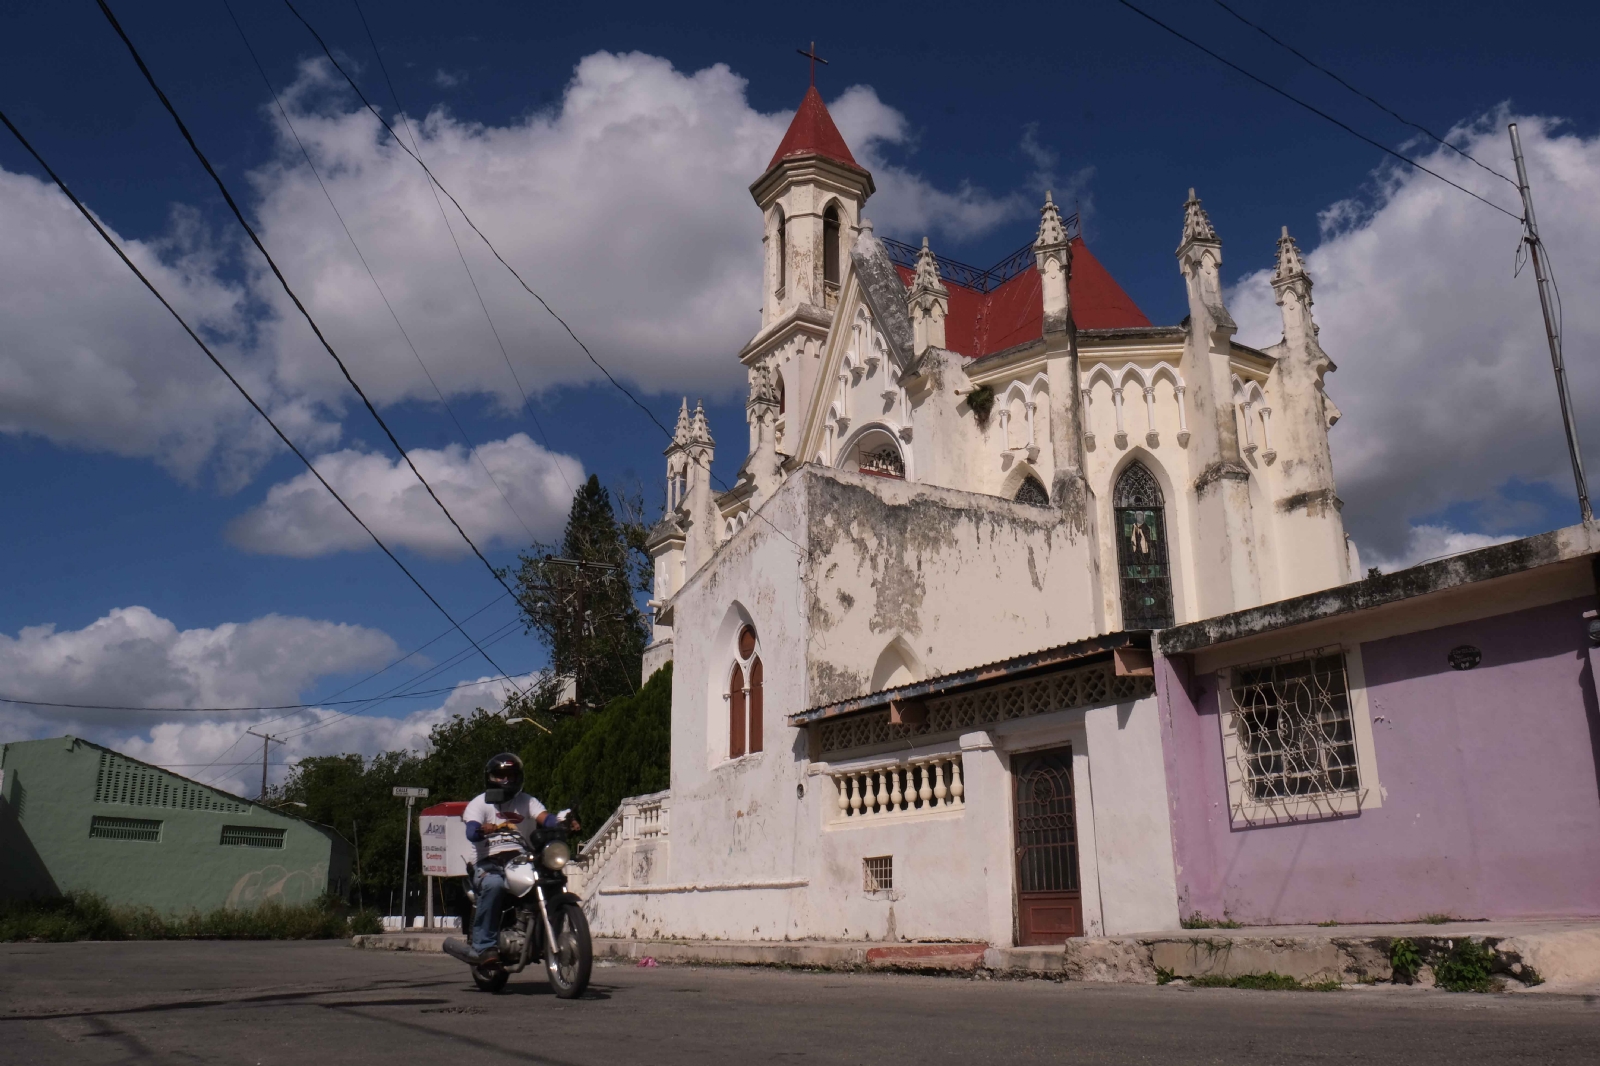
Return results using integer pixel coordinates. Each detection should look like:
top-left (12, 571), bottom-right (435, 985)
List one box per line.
top-left (796, 41), bottom-right (828, 86)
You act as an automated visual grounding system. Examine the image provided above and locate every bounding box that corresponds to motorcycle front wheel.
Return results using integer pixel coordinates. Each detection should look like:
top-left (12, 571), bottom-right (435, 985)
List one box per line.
top-left (545, 903), bottom-right (592, 999)
top-left (471, 964), bottom-right (509, 994)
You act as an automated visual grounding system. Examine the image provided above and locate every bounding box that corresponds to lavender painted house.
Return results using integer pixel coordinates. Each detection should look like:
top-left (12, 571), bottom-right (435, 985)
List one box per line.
top-left (1155, 522), bottom-right (1600, 926)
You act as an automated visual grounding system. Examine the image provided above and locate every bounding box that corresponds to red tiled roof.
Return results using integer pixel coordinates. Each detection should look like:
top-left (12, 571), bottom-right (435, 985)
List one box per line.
top-left (768, 86), bottom-right (859, 170)
top-left (893, 238), bottom-right (1150, 359)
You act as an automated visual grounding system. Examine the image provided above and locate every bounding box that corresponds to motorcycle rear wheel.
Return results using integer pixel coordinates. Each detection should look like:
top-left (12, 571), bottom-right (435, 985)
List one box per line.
top-left (471, 964), bottom-right (509, 993)
top-left (545, 903), bottom-right (592, 999)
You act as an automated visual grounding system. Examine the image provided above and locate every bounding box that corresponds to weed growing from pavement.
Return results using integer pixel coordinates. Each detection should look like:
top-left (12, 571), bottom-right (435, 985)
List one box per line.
top-left (1389, 938), bottom-right (1422, 983)
top-left (1418, 914), bottom-right (1456, 925)
top-left (1434, 939), bottom-right (1496, 993)
top-left (0, 891), bottom-right (378, 942)
top-left (1180, 913), bottom-right (1243, 929)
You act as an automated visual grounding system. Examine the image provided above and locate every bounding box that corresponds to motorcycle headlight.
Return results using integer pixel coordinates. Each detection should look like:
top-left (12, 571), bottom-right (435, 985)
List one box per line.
top-left (541, 841), bottom-right (571, 870)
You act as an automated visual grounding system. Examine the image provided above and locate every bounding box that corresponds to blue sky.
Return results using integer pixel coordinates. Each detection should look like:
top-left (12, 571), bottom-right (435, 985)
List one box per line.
top-left (2, 0), bottom-right (1597, 790)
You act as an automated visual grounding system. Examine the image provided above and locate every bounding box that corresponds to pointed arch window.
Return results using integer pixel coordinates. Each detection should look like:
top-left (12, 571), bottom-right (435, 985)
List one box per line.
top-left (1113, 462), bottom-right (1174, 630)
top-left (822, 202), bottom-right (841, 308)
top-left (773, 207), bottom-right (787, 298)
top-left (729, 624), bottom-right (763, 758)
top-left (1014, 476), bottom-right (1049, 507)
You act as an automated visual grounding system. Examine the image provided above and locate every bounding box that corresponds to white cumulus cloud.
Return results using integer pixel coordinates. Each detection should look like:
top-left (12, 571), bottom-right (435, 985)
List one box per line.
top-left (0, 605), bottom-right (536, 799)
top-left (1229, 111), bottom-right (1600, 557)
top-left (227, 432), bottom-right (581, 557)
top-left (0, 174), bottom-right (338, 487)
top-left (0, 51), bottom-right (1059, 489)
top-left (0, 606), bottom-right (398, 730)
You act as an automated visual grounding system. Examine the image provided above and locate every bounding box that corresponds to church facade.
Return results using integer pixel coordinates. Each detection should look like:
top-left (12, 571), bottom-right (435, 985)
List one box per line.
top-left (576, 84), bottom-right (1371, 946)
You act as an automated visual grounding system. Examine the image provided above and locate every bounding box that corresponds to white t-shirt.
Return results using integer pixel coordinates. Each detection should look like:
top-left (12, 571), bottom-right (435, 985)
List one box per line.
top-left (462, 791), bottom-right (548, 862)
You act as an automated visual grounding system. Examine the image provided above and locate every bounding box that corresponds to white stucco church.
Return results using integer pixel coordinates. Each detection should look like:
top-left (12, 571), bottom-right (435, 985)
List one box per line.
top-left (573, 80), bottom-right (1360, 947)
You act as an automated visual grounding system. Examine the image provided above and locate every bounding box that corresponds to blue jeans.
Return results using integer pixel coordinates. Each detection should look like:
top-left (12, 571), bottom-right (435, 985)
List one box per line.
top-left (471, 860), bottom-right (507, 955)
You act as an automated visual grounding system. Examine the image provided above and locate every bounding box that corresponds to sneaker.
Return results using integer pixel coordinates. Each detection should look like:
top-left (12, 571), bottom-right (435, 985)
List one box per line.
top-left (443, 937), bottom-right (498, 967)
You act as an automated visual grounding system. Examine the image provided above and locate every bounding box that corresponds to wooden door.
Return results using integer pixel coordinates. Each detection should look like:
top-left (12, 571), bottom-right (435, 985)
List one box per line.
top-left (1013, 747), bottom-right (1083, 944)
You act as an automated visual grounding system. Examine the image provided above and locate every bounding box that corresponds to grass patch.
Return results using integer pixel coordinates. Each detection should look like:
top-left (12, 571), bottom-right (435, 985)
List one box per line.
top-left (1187, 972), bottom-right (1340, 991)
top-left (1316, 920), bottom-right (1340, 927)
top-left (1418, 914), bottom-right (1456, 925)
top-left (1180, 913), bottom-right (1243, 929)
top-left (0, 892), bottom-right (376, 943)
top-left (1434, 939), bottom-right (1496, 993)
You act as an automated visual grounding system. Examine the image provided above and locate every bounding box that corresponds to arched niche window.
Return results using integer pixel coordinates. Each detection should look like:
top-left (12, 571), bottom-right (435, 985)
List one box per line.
top-left (1113, 462), bottom-right (1174, 630)
top-left (776, 370), bottom-right (786, 416)
top-left (1015, 476), bottom-right (1049, 507)
top-left (773, 207), bottom-right (787, 297)
top-left (728, 624), bottom-right (763, 758)
top-left (822, 202), bottom-right (841, 306)
top-left (842, 428), bottom-right (904, 480)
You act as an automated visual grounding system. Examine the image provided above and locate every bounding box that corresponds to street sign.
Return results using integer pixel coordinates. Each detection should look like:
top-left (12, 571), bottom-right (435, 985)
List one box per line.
top-left (393, 786), bottom-right (429, 799)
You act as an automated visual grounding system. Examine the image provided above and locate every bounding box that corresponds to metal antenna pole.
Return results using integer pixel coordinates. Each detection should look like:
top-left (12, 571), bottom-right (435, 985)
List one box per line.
top-left (1509, 123), bottom-right (1593, 522)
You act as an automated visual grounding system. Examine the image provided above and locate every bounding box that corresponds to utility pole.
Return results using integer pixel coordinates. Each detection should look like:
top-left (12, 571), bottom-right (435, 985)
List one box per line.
top-left (392, 786), bottom-right (428, 930)
top-left (244, 730), bottom-right (282, 799)
top-left (351, 820), bottom-right (365, 910)
top-left (1510, 123), bottom-right (1593, 523)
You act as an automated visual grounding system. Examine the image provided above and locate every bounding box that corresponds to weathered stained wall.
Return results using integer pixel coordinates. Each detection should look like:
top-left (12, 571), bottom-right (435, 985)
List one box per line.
top-left (0, 737), bottom-right (347, 912)
top-left (1159, 596), bottom-right (1600, 924)
top-left (803, 468), bottom-right (1101, 707)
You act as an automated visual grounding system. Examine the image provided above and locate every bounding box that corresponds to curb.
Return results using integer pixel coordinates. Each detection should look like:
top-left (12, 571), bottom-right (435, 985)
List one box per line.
top-left (350, 925), bottom-right (1600, 989)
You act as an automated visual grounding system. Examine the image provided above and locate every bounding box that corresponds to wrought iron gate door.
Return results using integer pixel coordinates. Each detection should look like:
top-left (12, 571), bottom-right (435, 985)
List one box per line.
top-left (1012, 747), bottom-right (1082, 944)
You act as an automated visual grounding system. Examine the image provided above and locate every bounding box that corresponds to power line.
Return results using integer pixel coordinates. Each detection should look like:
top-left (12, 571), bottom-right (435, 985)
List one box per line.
top-left (0, 104), bottom-right (521, 703)
top-left (220, 0), bottom-right (537, 542)
top-left (281, 0), bottom-right (676, 444)
top-left (1115, 0), bottom-right (1523, 221)
top-left (0, 672), bottom-right (525, 715)
top-left (97, 0), bottom-right (529, 618)
top-left (285, 1), bottom-right (811, 562)
top-left (1211, 1), bottom-right (1519, 190)
top-left (347, 0), bottom-right (573, 498)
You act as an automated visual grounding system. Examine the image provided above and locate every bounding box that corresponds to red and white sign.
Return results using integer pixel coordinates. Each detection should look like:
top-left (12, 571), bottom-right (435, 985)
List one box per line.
top-left (419, 801), bottom-right (471, 877)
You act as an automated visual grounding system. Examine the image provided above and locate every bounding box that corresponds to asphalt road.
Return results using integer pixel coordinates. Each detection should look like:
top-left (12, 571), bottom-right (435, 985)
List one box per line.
top-left (3, 941), bottom-right (1600, 1065)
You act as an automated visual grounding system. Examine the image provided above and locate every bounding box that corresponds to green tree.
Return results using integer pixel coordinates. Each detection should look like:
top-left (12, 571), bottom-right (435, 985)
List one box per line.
top-left (506, 475), bottom-right (650, 708)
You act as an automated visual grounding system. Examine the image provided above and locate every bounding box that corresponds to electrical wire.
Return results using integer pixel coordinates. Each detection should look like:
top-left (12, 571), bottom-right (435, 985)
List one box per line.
top-left (220, 0), bottom-right (537, 541)
top-left (0, 672), bottom-right (524, 715)
top-left (1116, 0), bottom-right (1523, 221)
top-left (97, 0), bottom-right (530, 620)
top-left (274, 2), bottom-right (858, 566)
top-left (1211, 1), bottom-right (1520, 190)
top-left (281, 0), bottom-right (677, 445)
top-left (347, 0), bottom-right (573, 498)
top-left (0, 104), bottom-right (521, 702)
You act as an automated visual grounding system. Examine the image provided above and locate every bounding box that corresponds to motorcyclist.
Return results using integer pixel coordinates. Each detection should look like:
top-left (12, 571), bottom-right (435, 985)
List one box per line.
top-left (457, 752), bottom-right (578, 965)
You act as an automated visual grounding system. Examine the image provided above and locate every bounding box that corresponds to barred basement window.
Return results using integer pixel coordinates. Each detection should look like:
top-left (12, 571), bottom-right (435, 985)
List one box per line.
top-left (863, 855), bottom-right (893, 893)
top-left (1228, 652), bottom-right (1359, 802)
top-left (89, 815), bottom-right (163, 842)
top-left (220, 825), bottom-right (286, 849)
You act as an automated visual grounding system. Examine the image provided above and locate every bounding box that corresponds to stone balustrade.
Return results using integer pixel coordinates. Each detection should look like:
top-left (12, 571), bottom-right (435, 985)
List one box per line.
top-left (830, 753), bottom-right (964, 822)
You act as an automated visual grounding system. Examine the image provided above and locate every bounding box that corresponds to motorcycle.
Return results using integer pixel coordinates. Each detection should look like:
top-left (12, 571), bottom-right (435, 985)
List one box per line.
top-left (445, 826), bottom-right (593, 998)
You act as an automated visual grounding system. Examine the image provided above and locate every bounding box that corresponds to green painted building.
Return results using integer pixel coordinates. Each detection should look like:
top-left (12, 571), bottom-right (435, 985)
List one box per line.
top-left (0, 736), bottom-right (349, 912)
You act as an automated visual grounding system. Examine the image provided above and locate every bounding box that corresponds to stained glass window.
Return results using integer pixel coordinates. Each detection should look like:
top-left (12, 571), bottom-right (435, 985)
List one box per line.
top-left (1113, 462), bottom-right (1174, 630)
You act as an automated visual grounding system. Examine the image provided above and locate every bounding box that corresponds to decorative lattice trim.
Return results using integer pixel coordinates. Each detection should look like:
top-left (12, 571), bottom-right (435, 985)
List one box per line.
top-left (815, 662), bottom-right (1153, 756)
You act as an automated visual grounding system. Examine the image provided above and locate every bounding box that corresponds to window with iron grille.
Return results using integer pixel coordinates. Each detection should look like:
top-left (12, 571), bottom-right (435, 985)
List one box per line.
top-left (863, 855), bottom-right (893, 893)
top-left (220, 825), bottom-right (286, 849)
top-left (89, 815), bottom-right (163, 842)
top-left (1227, 652), bottom-right (1359, 803)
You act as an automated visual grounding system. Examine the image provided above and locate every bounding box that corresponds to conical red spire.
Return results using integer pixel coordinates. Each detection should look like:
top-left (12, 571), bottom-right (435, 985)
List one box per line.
top-left (767, 86), bottom-right (858, 170)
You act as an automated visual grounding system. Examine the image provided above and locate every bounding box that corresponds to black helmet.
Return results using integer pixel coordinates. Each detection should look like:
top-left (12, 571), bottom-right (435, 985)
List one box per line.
top-left (484, 752), bottom-right (524, 802)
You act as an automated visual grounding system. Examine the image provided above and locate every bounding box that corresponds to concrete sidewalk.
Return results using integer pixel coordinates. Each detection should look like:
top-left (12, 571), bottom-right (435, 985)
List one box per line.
top-left (352, 919), bottom-right (1600, 989)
